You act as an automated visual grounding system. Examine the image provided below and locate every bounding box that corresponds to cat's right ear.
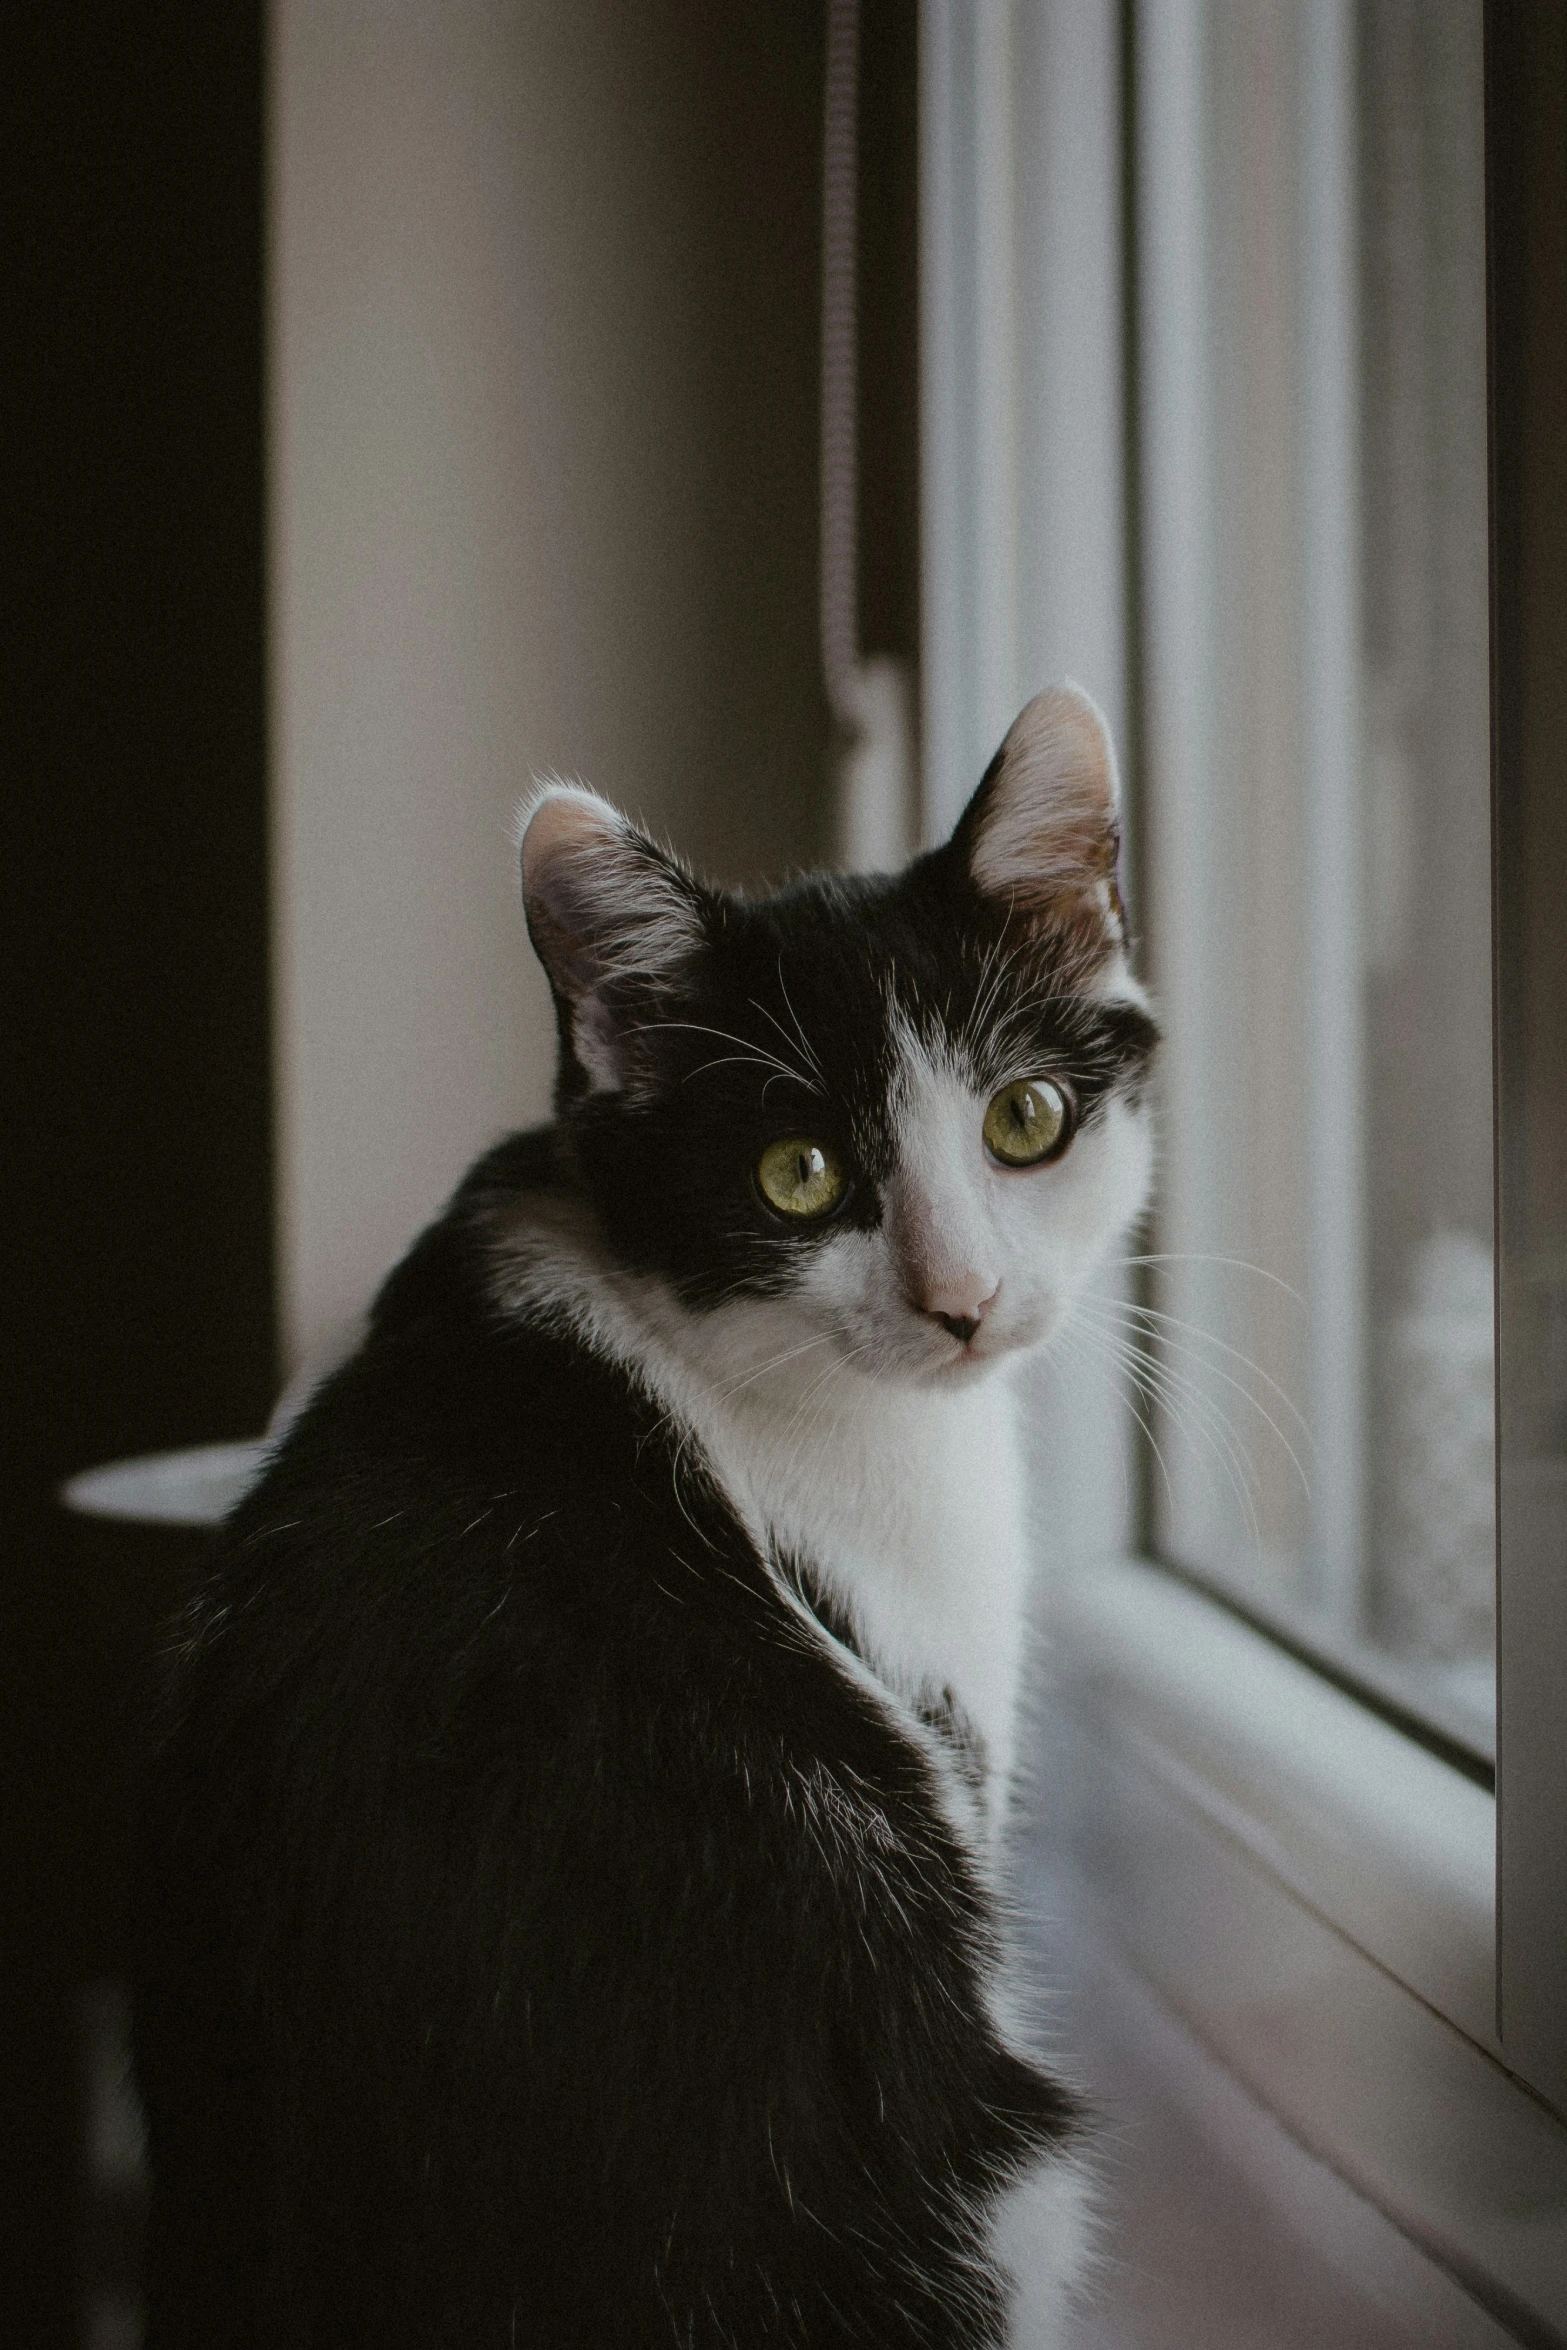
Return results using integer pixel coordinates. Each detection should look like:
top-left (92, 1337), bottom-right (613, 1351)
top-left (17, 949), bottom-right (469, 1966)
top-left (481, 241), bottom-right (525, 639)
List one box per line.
top-left (949, 683), bottom-right (1126, 940)
top-left (518, 787), bottom-right (705, 1092)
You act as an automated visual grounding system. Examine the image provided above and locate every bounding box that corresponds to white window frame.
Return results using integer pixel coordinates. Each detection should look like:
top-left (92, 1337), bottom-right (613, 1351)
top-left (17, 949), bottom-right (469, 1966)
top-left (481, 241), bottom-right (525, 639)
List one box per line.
top-left (919, 2), bottom-right (1567, 2333)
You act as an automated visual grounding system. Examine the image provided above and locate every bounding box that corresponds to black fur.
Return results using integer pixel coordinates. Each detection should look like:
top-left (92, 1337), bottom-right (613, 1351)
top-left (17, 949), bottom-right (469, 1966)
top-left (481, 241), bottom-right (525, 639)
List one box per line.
top-left (132, 809), bottom-right (1152, 2347)
top-left (552, 847), bottom-right (1155, 1312)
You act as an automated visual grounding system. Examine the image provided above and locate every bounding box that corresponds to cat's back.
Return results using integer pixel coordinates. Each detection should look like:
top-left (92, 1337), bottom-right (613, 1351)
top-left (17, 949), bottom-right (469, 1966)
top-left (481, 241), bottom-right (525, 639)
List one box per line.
top-left (134, 1129), bottom-right (1080, 2349)
top-left (141, 1125), bottom-right (856, 2019)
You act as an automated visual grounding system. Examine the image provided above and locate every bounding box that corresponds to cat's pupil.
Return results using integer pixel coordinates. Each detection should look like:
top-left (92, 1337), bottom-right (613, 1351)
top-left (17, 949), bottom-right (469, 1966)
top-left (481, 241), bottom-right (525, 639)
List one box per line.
top-left (755, 1133), bottom-right (846, 1217)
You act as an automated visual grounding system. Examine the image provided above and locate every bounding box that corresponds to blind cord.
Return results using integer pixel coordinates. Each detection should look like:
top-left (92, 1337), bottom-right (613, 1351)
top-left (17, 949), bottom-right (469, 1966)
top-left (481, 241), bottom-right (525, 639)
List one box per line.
top-left (820, 0), bottom-right (861, 733)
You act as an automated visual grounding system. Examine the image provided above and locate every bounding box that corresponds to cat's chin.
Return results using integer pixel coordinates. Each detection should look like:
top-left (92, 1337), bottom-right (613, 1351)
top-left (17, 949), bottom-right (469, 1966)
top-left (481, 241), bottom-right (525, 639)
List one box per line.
top-left (924, 1345), bottom-right (1013, 1389)
top-left (945, 1330), bottom-right (1044, 1382)
top-left (862, 1324), bottom-right (1043, 1391)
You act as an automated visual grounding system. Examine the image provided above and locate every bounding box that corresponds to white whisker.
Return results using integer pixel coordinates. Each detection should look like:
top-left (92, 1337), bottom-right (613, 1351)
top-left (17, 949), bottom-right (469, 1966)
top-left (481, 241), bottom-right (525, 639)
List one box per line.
top-left (1054, 1321), bottom-right (1178, 1525)
top-left (628, 1019), bottom-right (813, 1094)
top-left (1067, 1316), bottom-right (1261, 1547)
top-left (1074, 1303), bottom-right (1263, 1487)
top-left (1085, 1294), bottom-right (1316, 1453)
top-left (1113, 1251), bottom-right (1306, 1307)
top-left (754, 974), bottom-right (829, 1092)
top-left (1075, 1294), bottom-right (1312, 1506)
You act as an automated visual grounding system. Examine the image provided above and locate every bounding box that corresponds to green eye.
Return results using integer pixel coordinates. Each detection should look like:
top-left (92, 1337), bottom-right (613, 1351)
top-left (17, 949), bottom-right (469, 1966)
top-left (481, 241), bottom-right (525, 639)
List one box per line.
top-left (756, 1136), bottom-right (848, 1220)
top-left (983, 1077), bottom-right (1071, 1167)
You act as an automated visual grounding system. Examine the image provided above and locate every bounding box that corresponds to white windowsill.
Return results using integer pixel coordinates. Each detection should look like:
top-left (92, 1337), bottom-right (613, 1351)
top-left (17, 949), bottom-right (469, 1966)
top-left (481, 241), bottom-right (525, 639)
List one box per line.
top-left (1054, 1558), bottom-right (1497, 2052)
top-left (1039, 1558), bottom-right (1567, 2341)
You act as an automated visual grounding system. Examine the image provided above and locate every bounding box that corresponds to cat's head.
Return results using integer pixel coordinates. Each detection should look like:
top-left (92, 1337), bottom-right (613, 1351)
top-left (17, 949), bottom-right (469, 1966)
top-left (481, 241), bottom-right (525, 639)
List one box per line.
top-left (518, 685), bottom-right (1157, 1391)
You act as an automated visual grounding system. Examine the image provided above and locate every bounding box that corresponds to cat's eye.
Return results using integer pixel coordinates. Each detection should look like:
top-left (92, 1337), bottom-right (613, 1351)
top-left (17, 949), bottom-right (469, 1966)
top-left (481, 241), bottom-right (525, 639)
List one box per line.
top-left (982, 1077), bottom-right (1072, 1168)
top-left (755, 1136), bottom-right (848, 1220)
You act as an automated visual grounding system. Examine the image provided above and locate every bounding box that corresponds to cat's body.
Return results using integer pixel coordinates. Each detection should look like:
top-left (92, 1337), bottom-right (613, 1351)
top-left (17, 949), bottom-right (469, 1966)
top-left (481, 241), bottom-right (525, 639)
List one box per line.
top-left (132, 688), bottom-right (1157, 2347)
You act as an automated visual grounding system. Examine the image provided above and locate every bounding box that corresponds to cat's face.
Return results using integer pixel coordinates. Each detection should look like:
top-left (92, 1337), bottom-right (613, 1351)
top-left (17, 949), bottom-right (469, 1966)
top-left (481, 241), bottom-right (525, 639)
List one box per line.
top-left (520, 687), bottom-right (1157, 1392)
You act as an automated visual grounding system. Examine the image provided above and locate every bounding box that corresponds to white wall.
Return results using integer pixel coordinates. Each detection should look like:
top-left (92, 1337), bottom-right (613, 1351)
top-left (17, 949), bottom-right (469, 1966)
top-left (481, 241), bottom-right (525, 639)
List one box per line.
top-left (269, 1), bottom-right (827, 1373)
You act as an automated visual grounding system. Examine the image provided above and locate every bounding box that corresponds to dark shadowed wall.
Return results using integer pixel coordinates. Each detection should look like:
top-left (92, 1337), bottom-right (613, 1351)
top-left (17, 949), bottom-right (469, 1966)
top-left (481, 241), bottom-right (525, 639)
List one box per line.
top-left (4, 11), bottom-right (274, 2339)
top-left (5, 5), bottom-right (916, 2338)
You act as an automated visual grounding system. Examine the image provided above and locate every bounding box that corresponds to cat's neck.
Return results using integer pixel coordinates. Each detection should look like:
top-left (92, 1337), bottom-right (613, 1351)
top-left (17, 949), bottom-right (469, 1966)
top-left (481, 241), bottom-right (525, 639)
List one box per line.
top-left (487, 1185), bottom-right (1036, 1821)
top-left (487, 1176), bottom-right (1022, 1502)
top-left (700, 1337), bottom-right (1033, 1807)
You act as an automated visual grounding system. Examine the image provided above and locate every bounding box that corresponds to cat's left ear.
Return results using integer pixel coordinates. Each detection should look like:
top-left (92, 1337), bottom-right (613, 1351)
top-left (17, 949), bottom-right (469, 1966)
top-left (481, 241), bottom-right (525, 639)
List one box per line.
top-left (519, 786), bottom-right (707, 1092)
top-left (951, 683), bottom-right (1126, 937)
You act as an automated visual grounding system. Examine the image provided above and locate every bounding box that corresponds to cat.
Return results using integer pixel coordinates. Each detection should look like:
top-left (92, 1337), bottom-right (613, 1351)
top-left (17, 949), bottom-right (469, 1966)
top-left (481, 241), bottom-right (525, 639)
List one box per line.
top-left (131, 682), bottom-right (1157, 2348)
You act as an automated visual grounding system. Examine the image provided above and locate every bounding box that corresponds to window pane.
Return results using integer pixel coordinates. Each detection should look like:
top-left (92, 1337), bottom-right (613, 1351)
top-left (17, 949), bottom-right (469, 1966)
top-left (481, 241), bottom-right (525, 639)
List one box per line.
top-left (1138, 0), bottom-right (1493, 1756)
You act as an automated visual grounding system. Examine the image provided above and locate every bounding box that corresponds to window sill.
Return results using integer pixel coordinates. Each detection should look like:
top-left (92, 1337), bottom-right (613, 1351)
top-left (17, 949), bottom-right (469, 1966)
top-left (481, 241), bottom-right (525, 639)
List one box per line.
top-left (1041, 1559), bottom-right (1567, 2342)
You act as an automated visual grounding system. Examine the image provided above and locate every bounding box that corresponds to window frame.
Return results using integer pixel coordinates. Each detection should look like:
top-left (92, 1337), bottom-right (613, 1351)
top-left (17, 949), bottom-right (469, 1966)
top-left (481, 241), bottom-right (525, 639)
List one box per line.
top-left (1487, 0), bottom-right (1567, 2123)
top-left (919, 0), bottom-right (1567, 2323)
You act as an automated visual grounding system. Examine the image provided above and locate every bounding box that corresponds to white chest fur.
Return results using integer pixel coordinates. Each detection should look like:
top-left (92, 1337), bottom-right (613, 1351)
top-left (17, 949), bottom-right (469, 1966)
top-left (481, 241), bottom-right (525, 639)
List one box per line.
top-left (491, 1213), bottom-right (1038, 1832)
top-left (701, 1359), bottom-right (1034, 1811)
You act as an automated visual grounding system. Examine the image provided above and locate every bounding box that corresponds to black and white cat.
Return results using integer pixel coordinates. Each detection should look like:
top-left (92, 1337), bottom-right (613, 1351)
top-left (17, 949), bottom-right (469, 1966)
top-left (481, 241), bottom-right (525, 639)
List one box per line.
top-left (132, 685), bottom-right (1157, 2348)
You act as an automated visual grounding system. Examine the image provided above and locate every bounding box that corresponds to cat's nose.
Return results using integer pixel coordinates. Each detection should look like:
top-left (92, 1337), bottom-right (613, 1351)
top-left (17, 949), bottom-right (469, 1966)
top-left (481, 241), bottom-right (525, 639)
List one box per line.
top-left (925, 1280), bottom-right (1000, 1348)
top-left (935, 1310), bottom-right (981, 1345)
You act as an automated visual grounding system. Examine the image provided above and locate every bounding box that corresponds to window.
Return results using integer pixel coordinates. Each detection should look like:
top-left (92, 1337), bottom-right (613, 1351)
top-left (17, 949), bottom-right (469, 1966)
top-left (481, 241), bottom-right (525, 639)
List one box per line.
top-left (922, 0), bottom-right (1567, 2324)
top-left (1137, 0), bottom-right (1494, 1764)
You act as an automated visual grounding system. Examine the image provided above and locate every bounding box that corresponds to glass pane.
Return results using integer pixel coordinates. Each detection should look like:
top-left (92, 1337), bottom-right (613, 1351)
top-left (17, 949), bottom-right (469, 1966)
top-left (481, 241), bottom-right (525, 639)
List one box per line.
top-left (1137, 0), bottom-right (1493, 1758)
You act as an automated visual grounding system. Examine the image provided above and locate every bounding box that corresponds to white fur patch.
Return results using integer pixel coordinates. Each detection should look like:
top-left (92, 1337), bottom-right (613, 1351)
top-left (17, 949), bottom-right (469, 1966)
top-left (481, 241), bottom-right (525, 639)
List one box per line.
top-left (806, 1022), bottom-right (1154, 1393)
top-left (483, 1015), bottom-right (1152, 1874)
top-left (990, 2151), bottom-right (1097, 2347)
top-left (483, 1195), bottom-right (1002, 1863)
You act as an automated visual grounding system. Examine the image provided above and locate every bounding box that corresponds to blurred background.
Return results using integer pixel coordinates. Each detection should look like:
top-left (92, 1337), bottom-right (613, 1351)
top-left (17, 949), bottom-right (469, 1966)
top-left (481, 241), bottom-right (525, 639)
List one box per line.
top-left (6, 5), bottom-right (916, 2336)
top-left (7, 2), bottom-right (1531, 2342)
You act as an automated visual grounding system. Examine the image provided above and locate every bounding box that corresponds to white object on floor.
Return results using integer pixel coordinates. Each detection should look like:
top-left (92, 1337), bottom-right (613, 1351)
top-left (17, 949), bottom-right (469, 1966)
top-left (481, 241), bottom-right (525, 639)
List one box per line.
top-left (60, 1441), bottom-right (268, 1527)
top-left (58, 1315), bottom-right (366, 1529)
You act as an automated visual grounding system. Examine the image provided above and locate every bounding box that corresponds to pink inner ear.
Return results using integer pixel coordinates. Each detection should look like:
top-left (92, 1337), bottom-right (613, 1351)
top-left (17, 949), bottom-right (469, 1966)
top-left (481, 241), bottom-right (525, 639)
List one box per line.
top-left (520, 791), bottom-right (625, 900)
top-left (520, 793), bottom-right (632, 1004)
top-left (967, 685), bottom-right (1122, 913)
top-left (520, 786), bottom-right (705, 1019)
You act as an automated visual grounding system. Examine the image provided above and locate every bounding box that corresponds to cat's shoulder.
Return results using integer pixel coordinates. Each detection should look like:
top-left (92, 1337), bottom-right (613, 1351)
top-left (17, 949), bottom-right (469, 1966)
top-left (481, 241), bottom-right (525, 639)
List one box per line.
top-left (194, 1127), bottom-right (662, 1626)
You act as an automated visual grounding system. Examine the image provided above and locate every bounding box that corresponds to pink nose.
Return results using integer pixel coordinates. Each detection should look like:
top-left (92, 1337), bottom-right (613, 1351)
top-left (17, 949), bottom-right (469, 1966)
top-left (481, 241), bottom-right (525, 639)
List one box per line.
top-left (919, 1278), bottom-right (1001, 1348)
